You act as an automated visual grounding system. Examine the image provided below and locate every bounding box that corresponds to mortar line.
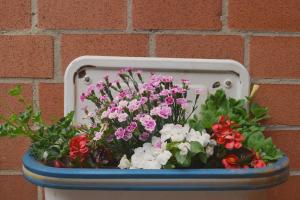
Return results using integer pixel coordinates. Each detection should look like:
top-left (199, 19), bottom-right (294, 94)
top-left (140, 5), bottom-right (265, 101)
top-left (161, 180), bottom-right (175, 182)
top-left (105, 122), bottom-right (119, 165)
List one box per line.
top-left (221, 0), bottom-right (229, 33)
top-left (54, 33), bottom-right (63, 82)
top-left (2, 29), bottom-right (300, 37)
top-left (126, 0), bottom-right (133, 33)
top-left (37, 186), bottom-right (43, 200)
top-left (290, 171), bottom-right (300, 176)
top-left (149, 33), bottom-right (156, 57)
top-left (252, 79), bottom-right (300, 85)
top-left (243, 34), bottom-right (250, 69)
top-left (265, 125), bottom-right (300, 131)
top-left (31, 0), bottom-right (38, 34)
top-left (0, 170), bottom-right (22, 175)
top-left (32, 80), bottom-right (40, 112)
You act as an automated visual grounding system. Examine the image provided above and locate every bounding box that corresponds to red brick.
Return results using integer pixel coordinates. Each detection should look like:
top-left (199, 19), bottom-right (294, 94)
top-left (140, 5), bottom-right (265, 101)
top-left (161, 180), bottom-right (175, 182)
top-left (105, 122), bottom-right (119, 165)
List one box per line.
top-left (0, 36), bottom-right (54, 78)
top-left (61, 34), bottom-right (149, 72)
top-left (265, 131), bottom-right (300, 169)
top-left (0, 175), bottom-right (37, 200)
top-left (250, 36), bottom-right (300, 79)
top-left (0, 0), bottom-right (31, 30)
top-left (38, 0), bottom-right (126, 29)
top-left (156, 35), bottom-right (244, 63)
top-left (39, 83), bottom-right (64, 123)
top-left (0, 84), bottom-right (32, 118)
top-left (0, 137), bottom-right (31, 170)
top-left (228, 0), bottom-right (300, 32)
top-left (133, 0), bottom-right (222, 30)
top-left (253, 84), bottom-right (300, 125)
top-left (267, 176), bottom-right (300, 200)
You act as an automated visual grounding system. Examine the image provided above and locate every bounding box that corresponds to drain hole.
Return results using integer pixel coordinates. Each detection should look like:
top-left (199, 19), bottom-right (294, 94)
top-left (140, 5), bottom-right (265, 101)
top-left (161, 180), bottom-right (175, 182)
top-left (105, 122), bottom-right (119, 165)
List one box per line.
top-left (212, 81), bottom-right (221, 88)
top-left (78, 70), bottom-right (86, 79)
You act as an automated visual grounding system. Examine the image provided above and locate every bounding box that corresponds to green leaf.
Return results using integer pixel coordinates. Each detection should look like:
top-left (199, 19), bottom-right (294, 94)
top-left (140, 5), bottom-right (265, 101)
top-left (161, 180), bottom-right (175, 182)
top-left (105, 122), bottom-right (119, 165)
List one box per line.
top-left (198, 153), bottom-right (208, 164)
top-left (9, 85), bottom-right (22, 96)
top-left (190, 141), bottom-right (204, 154)
top-left (175, 151), bottom-right (191, 167)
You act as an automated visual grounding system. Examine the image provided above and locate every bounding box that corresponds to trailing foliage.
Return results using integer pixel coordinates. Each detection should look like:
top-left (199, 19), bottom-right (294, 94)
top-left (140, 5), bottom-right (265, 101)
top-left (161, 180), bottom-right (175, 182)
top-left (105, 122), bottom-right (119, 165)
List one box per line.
top-left (0, 86), bottom-right (78, 166)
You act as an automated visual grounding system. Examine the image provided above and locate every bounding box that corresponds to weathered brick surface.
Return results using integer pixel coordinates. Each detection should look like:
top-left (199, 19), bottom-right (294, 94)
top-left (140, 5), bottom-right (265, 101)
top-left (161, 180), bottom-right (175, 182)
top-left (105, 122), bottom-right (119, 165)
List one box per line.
top-left (265, 131), bottom-right (300, 169)
top-left (0, 175), bottom-right (37, 200)
top-left (0, 84), bottom-right (32, 118)
top-left (250, 36), bottom-right (300, 79)
top-left (253, 84), bottom-right (300, 125)
top-left (228, 0), bottom-right (300, 32)
top-left (39, 83), bottom-right (64, 123)
top-left (267, 176), bottom-right (300, 200)
top-left (156, 35), bottom-right (244, 63)
top-left (61, 34), bottom-right (149, 72)
top-left (38, 0), bottom-right (126, 29)
top-left (0, 137), bottom-right (31, 170)
top-left (133, 0), bottom-right (222, 30)
top-left (0, 36), bottom-right (54, 78)
top-left (0, 0), bottom-right (31, 30)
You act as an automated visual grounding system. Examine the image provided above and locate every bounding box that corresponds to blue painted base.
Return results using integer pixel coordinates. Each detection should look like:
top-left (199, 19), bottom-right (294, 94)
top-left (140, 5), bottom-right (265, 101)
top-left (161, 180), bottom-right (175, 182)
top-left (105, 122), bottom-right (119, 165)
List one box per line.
top-left (22, 151), bottom-right (289, 191)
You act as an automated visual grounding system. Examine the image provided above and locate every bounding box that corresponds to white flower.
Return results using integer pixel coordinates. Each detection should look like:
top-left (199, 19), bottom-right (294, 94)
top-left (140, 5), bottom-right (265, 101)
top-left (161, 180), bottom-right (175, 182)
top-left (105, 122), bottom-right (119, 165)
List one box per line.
top-left (156, 151), bottom-right (172, 165)
top-left (127, 136), bottom-right (172, 169)
top-left (43, 151), bottom-right (48, 160)
top-left (118, 155), bottom-right (131, 169)
top-left (186, 129), bottom-right (211, 147)
top-left (159, 124), bottom-right (188, 142)
top-left (108, 111), bottom-right (118, 119)
top-left (206, 139), bottom-right (217, 156)
top-left (177, 142), bottom-right (191, 155)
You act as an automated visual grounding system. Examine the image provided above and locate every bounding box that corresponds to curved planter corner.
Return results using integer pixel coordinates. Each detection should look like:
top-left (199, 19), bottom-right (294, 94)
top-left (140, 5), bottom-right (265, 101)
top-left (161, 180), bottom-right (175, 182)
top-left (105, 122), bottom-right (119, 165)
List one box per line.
top-left (22, 151), bottom-right (289, 191)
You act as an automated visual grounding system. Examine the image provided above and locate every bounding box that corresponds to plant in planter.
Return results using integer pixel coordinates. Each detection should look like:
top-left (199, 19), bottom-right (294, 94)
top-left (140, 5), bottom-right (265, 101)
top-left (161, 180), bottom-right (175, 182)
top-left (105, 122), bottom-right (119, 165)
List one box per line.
top-left (0, 68), bottom-right (283, 170)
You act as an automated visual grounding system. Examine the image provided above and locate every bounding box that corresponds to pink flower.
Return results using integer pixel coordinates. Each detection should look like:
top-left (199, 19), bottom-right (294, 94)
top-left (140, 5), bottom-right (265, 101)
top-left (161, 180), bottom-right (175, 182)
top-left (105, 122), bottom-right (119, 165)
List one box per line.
top-left (160, 89), bottom-right (170, 96)
top-left (181, 79), bottom-right (190, 85)
top-left (96, 81), bottom-right (105, 91)
top-left (149, 94), bottom-right (159, 101)
top-left (128, 99), bottom-right (141, 112)
top-left (80, 93), bottom-right (86, 102)
top-left (114, 128), bottom-right (126, 140)
top-left (117, 112), bottom-right (128, 122)
top-left (150, 105), bottom-right (172, 119)
top-left (123, 131), bottom-right (133, 141)
top-left (139, 132), bottom-right (150, 141)
top-left (99, 95), bottom-right (108, 101)
top-left (176, 98), bottom-right (189, 109)
top-left (165, 96), bottom-right (174, 105)
top-left (161, 75), bottom-right (173, 83)
top-left (140, 97), bottom-right (148, 104)
top-left (93, 131), bottom-right (103, 141)
top-left (86, 85), bottom-right (95, 95)
top-left (126, 122), bottom-right (137, 133)
top-left (139, 115), bottom-right (156, 132)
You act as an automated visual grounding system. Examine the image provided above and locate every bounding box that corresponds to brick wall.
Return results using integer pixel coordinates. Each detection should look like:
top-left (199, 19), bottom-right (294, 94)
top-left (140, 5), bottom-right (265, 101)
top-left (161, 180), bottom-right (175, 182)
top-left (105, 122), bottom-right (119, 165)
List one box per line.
top-left (0, 0), bottom-right (299, 199)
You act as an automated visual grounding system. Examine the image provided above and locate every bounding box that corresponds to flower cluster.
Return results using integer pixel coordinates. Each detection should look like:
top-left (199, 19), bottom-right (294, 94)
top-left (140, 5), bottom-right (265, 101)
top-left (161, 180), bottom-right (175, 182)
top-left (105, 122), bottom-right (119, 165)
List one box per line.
top-left (212, 116), bottom-right (244, 150)
top-left (0, 75), bottom-right (283, 170)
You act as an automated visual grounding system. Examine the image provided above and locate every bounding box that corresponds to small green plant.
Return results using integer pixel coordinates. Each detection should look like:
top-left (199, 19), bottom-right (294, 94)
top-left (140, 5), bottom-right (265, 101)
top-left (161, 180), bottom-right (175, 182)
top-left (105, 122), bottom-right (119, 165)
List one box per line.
top-left (189, 89), bottom-right (283, 163)
top-left (0, 85), bottom-right (78, 167)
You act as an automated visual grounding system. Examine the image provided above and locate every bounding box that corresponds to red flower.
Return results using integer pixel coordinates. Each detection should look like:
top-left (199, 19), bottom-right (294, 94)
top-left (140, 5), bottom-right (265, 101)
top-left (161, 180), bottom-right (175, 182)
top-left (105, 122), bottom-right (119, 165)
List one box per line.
top-left (69, 134), bottom-right (89, 163)
top-left (222, 154), bottom-right (240, 169)
top-left (53, 160), bottom-right (65, 168)
top-left (251, 152), bottom-right (266, 168)
top-left (212, 116), bottom-right (244, 150)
